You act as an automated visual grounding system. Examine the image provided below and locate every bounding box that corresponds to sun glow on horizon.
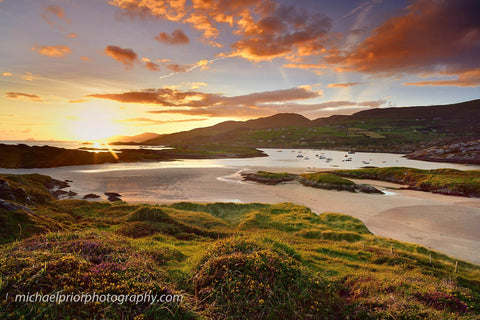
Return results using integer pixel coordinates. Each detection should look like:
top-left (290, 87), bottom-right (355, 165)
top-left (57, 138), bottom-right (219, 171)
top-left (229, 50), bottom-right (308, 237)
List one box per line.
top-left (69, 106), bottom-right (122, 141)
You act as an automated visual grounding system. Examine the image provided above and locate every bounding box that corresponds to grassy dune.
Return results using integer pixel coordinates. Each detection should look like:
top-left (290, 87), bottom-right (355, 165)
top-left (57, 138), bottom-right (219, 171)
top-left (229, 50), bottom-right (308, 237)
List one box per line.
top-left (1, 176), bottom-right (480, 319)
top-left (331, 167), bottom-right (480, 197)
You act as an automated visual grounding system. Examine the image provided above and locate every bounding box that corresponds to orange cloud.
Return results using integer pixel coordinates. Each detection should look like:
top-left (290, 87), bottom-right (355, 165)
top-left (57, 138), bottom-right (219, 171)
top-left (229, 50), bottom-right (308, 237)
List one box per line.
top-left (41, 5), bottom-right (70, 26)
top-left (154, 28), bottom-right (189, 45)
top-left (108, 0), bottom-right (332, 61)
top-left (104, 45), bottom-right (139, 68)
top-left (2, 72), bottom-right (12, 76)
top-left (32, 45), bottom-right (72, 58)
top-left (81, 56), bottom-right (93, 61)
top-left (87, 86), bottom-right (323, 117)
top-left (144, 61), bottom-right (161, 71)
top-left (22, 72), bottom-right (34, 81)
top-left (328, 82), bottom-right (363, 88)
top-left (403, 69), bottom-right (480, 87)
top-left (67, 33), bottom-right (77, 38)
top-left (325, 0), bottom-right (480, 85)
top-left (5, 92), bottom-right (43, 102)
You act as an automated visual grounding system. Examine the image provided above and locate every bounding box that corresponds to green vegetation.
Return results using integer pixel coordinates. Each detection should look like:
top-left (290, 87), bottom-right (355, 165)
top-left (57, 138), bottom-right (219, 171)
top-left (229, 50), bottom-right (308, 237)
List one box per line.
top-left (243, 171), bottom-right (296, 184)
top-left (1, 175), bottom-right (480, 319)
top-left (300, 172), bottom-right (355, 186)
top-left (331, 167), bottom-right (480, 197)
top-left (139, 99), bottom-right (480, 157)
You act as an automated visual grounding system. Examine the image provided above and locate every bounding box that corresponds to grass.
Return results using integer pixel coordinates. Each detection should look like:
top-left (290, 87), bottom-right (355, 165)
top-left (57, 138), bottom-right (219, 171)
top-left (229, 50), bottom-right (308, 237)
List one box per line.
top-left (300, 173), bottom-right (356, 186)
top-left (331, 167), bottom-right (480, 197)
top-left (1, 175), bottom-right (480, 319)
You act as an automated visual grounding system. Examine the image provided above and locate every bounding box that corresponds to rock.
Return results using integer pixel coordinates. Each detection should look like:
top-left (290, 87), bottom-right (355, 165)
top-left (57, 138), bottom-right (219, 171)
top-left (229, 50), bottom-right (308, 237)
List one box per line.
top-left (82, 193), bottom-right (101, 199)
top-left (67, 191), bottom-right (78, 197)
top-left (0, 199), bottom-right (33, 213)
top-left (356, 184), bottom-right (384, 194)
top-left (105, 192), bottom-right (122, 202)
top-left (53, 190), bottom-right (69, 198)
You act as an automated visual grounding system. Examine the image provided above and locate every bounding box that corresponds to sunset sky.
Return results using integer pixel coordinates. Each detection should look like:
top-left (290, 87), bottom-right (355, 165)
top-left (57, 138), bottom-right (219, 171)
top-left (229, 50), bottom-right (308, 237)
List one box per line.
top-left (1, 0), bottom-right (479, 141)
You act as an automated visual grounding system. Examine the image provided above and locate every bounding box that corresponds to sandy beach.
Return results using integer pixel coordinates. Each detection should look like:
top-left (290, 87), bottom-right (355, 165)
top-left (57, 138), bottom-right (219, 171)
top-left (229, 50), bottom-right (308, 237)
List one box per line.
top-left (1, 164), bottom-right (479, 264)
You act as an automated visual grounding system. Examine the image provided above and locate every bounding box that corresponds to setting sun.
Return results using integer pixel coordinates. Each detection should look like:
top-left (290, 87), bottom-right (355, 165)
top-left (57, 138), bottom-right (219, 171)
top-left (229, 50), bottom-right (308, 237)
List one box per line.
top-left (69, 106), bottom-right (121, 141)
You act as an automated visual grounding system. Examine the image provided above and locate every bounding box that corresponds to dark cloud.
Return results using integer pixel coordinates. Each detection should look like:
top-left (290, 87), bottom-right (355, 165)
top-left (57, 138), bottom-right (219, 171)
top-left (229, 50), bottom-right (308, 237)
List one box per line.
top-left (83, 86), bottom-right (389, 118)
top-left (104, 45), bottom-right (139, 68)
top-left (325, 0), bottom-right (480, 85)
top-left (146, 99), bottom-right (386, 118)
top-left (87, 86), bottom-right (321, 109)
top-left (231, 3), bottom-right (332, 61)
top-left (155, 29), bottom-right (189, 45)
top-left (6, 92), bottom-right (43, 102)
top-left (107, 0), bottom-right (332, 61)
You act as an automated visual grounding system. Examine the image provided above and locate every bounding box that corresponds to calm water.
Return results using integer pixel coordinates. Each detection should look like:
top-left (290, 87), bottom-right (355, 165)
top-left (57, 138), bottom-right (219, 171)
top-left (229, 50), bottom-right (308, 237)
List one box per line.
top-left (0, 145), bottom-right (477, 172)
top-left (0, 140), bottom-right (169, 151)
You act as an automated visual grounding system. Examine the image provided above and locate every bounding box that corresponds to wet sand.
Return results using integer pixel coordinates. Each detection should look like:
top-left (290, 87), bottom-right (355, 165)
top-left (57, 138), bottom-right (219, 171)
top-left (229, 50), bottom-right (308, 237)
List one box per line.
top-left (1, 165), bottom-right (479, 264)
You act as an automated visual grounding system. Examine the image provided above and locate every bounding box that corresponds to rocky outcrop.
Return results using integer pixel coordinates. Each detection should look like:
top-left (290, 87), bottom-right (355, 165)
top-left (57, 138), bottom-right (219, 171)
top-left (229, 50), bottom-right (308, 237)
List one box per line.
top-left (0, 199), bottom-right (33, 213)
top-left (105, 192), bottom-right (122, 202)
top-left (0, 178), bottom-right (34, 204)
top-left (407, 140), bottom-right (480, 164)
top-left (355, 184), bottom-right (384, 194)
top-left (82, 193), bottom-right (101, 199)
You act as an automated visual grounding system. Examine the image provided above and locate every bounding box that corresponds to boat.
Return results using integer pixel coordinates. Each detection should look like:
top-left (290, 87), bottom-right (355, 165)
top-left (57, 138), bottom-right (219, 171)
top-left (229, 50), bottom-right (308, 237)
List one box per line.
top-left (348, 151), bottom-right (356, 154)
top-left (296, 154), bottom-right (304, 158)
top-left (304, 156), bottom-right (310, 160)
top-left (362, 161), bottom-right (370, 164)
top-left (319, 155), bottom-right (325, 159)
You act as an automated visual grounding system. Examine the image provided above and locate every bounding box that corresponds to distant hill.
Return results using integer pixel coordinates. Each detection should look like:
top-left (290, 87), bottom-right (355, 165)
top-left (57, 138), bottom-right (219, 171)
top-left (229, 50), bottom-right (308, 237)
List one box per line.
top-left (139, 99), bottom-right (480, 152)
top-left (107, 132), bottom-right (161, 143)
top-left (313, 99), bottom-right (480, 128)
top-left (142, 113), bottom-right (312, 145)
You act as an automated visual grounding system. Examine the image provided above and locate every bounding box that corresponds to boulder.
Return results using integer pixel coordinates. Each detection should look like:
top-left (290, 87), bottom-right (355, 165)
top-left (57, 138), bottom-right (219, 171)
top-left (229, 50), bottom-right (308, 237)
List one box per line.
top-left (356, 184), bottom-right (384, 194)
top-left (82, 193), bottom-right (101, 199)
top-left (0, 199), bottom-right (33, 213)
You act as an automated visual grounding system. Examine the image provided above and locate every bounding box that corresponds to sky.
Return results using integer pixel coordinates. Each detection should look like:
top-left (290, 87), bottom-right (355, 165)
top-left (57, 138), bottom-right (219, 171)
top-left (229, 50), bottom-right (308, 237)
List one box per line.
top-left (0, 0), bottom-right (479, 141)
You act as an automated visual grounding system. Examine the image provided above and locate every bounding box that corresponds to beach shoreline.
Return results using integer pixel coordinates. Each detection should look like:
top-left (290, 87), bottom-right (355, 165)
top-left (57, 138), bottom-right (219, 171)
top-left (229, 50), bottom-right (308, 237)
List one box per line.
top-left (2, 164), bottom-right (478, 264)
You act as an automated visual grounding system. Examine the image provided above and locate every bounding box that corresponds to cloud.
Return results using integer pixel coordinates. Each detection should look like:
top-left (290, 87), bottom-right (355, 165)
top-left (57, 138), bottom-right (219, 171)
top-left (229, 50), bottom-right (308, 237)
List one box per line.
top-left (86, 85), bottom-right (330, 117)
top-left (147, 99), bottom-right (386, 117)
top-left (41, 5), bottom-right (70, 26)
top-left (5, 92), bottom-right (43, 102)
top-left (67, 33), bottom-right (77, 38)
top-left (107, 0), bottom-right (332, 61)
top-left (32, 45), bottom-right (72, 58)
top-left (2, 72), bottom-right (12, 76)
top-left (403, 68), bottom-right (480, 87)
top-left (144, 61), bottom-right (161, 71)
top-left (325, 0), bottom-right (480, 85)
top-left (231, 4), bottom-right (332, 61)
top-left (87, 86), bottom-right (321, 108)
top-left (118, 117), bottom-right (207, 125)
top-left (81, 56), bottom-right (93, 61)
top-left (154, 28), bottom-right (189, 44)
top-left (328, 82), bottom-right (363, 88)
top-left (68, 99), bottom-right (88, 103)
top-left (104, 45), bottom-right (139, 68)
top-left (22, 72), bottom-right (34, 81)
